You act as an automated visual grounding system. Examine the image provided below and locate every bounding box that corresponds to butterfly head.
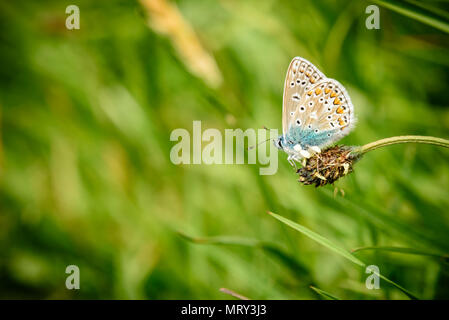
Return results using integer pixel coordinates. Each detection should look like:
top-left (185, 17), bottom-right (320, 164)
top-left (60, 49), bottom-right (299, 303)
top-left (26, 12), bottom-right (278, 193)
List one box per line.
top-left (273, 135), bottom-right (286, 151)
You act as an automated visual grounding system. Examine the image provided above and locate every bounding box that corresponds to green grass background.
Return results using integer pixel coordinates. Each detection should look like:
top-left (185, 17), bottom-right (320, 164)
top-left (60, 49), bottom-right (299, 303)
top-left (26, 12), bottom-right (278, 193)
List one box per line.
top-left (1, 0), bottom-right (449, 299)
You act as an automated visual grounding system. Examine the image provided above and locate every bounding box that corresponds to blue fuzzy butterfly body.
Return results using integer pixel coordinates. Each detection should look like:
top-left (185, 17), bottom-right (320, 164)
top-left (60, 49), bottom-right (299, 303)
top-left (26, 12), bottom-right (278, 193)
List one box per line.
top-left (279, 127), bottom-right (339, 150)
top-left (274, 57), bottom-right (356, 164)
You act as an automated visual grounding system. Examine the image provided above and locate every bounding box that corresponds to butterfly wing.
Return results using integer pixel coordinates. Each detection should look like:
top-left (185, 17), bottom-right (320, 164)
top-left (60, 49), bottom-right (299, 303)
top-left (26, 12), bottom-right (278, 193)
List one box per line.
top-left (285, 79), bottom-right (356, 149)
top-left (282, 57), bottom-right (326, 137)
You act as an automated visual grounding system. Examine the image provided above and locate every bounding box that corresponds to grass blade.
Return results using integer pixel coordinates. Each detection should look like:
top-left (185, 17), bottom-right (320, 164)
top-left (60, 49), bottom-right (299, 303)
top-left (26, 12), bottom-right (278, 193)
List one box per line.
top-left (219, 288), bottom-right (250, 300)
top-left (267, 212), bottom-right (365, 267)
top-left (178, 232), bottom-right (260, 246)
top-left (319, 189), bottom-right (449, 253)
top-left (268, 211), bottom-right (419, 300)
top-left (310, 286), bottom-right (340, 300)
top-left (372, 0), bottom-right (449, 34)
top-left (405, 0), bottom-right (449, 21)
top-left (352, 246), bottom-right (449, 262)
top-left (178, 231), bottom-right (311, 278)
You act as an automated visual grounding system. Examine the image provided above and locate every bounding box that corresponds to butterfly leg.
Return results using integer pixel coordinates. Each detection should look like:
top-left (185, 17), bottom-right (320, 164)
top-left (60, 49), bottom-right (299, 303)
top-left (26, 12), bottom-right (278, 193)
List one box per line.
top-left (287, 155), bottom-right (295, 167)
top-left (288, 155), bottom-right (299, 170)
top-left (293, 145), bottom-right (311, 167)
top-left (287, 153), bottom-right (303, 169)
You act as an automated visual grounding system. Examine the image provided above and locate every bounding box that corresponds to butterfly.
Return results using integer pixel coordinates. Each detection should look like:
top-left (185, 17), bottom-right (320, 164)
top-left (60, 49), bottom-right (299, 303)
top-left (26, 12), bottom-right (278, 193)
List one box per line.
top-left (274, 57), bottom-right (356, 166)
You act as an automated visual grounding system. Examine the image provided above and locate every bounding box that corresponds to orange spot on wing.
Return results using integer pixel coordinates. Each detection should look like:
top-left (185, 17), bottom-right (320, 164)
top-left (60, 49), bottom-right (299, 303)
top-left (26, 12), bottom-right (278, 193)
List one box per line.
top-left (324, 88), bottom-right (330, 94)
top-left (310, 78), bottom-right (316, 84)
top-left (337, 118), bottom-right (345, 126)
top-left (330, 91), bottom-right (337, 98)
top-left (315, 88), bottom-right (322, 95)
top-left (307, 91), bottom-right (313, 96)
top-left (336, 106), bottom-right (344, 114)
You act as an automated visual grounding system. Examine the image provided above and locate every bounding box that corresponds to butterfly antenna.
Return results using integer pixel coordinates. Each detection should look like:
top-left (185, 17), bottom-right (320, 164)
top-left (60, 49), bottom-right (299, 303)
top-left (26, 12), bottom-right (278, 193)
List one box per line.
top-left (247, 125), bottom-right (274, 150)
top-left (247, 138), bottom-right (273, 151)
top-left (246, 138), bottom-right (274, 151)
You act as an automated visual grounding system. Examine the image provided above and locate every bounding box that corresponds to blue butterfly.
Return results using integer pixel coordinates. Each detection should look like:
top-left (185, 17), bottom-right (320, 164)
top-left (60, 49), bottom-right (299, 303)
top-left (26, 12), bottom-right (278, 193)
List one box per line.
top-left (274, 57), bottom-right (356, 166)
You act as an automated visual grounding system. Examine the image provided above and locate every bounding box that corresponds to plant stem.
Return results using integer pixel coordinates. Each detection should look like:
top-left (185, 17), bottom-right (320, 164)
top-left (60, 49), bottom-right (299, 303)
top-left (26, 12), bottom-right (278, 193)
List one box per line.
top-left (357, 135), bottom-right (449, 154)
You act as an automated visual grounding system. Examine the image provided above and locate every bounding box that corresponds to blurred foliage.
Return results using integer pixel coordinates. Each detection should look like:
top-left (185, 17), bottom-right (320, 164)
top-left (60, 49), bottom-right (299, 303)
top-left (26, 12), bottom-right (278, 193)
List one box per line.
top-left (1, 0), bottom-right (449, 299)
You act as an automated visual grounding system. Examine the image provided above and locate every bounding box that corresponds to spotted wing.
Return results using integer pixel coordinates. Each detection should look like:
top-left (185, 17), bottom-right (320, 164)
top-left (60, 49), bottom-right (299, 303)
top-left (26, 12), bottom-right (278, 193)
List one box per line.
top-left (282, 57), bottom-right (326, 137)
top-left (287, 79), bottom-right (356, 148)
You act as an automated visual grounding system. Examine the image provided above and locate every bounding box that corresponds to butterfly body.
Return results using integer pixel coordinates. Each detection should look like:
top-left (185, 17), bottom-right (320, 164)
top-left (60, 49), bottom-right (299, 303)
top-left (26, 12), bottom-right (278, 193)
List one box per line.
top-left (275, 57), bottom-right (355, 164)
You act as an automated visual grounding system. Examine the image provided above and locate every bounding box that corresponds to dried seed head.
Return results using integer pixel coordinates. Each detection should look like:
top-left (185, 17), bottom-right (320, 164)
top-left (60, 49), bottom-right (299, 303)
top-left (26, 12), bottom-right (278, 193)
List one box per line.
top-left (297, 145), bottom-right (362, 187)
